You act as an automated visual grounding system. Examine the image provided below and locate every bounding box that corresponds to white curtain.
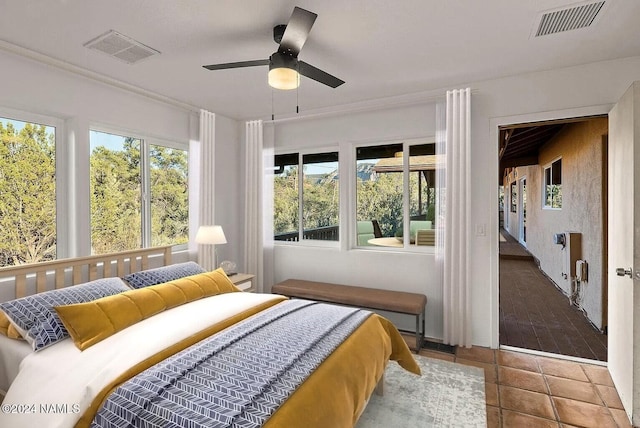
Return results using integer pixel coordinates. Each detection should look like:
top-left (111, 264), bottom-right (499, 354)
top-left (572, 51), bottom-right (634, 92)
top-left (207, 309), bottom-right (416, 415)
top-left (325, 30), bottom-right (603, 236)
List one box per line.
top-left (437, 88), bottom-right (472, 347)
top-left (198, 109), bottom-right (216, 270)
top-left (244, 120), bottom-right (264, 292)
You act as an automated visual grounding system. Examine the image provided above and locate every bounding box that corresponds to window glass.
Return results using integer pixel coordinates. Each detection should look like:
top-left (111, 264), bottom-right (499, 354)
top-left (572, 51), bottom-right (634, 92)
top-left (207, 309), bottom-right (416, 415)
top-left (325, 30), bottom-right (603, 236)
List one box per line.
top-left (302, 152), bottom-right (339, 241)
top-left (544, 158), bottom-right (562, 209)
top-left (0, 117), bottom-right (56, 266)
top-left (409, 144), bottom-right (436, 223)
top-left (90, 131), bottom-right (188, 254)
top-left (274, 153), bottom-right (300, 241)
top-left (356, 142), bottom-right (437, 248)
top-left (90, 131), bottom-right (142, 254)
top-left (356, 144), bottom-right (403, 240)
top-left (274, 151), bottom-right (339, 242)
top-left (149, 144), bottom-right (189, 247)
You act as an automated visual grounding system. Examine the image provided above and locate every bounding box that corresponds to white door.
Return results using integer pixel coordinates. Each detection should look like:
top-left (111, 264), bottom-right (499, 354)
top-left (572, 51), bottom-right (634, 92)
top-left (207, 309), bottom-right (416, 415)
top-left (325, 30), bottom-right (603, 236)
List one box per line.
top-left (608, 81), bottom-right (640, 424)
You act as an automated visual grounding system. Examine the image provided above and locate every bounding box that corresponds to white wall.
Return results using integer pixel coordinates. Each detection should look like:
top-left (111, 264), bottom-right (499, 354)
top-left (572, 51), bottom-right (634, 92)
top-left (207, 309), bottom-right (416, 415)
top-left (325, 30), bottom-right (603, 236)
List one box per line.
top-left (272, 103), bottom-right (440, 335)
top-left (273, 55), bottom-right (640, 347)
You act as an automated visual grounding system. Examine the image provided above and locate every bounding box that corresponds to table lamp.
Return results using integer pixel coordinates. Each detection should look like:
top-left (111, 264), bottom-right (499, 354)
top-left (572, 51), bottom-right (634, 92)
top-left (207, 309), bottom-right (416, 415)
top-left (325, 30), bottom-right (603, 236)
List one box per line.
top-left (195, 225), bottom-right (227, 270)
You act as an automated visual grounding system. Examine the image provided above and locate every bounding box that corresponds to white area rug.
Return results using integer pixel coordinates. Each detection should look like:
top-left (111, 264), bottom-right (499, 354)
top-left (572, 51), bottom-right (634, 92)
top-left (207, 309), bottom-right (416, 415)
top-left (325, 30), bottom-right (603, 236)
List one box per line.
top-left (356, 354), bottom-right (487, 427)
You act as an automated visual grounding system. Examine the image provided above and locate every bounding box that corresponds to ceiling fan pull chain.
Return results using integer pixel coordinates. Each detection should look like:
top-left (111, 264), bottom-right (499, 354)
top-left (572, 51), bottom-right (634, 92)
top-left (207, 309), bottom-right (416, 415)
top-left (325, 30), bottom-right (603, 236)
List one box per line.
top-left (271, 89), bottom-right (275, 121)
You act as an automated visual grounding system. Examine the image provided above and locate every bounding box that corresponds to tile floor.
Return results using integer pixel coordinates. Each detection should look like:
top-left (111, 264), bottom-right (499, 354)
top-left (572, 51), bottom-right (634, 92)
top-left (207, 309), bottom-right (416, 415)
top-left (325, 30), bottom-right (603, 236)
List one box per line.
top-left (499, 231), bottom-right (607, 361)
top-left (417, 343), bottom-right (631, 428)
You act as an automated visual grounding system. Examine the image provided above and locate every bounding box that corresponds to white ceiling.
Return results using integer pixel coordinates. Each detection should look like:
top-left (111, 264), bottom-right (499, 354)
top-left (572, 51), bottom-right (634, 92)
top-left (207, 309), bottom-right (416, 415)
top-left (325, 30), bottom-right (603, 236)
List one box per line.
top-left (1, 0), bottom-right (639, 120)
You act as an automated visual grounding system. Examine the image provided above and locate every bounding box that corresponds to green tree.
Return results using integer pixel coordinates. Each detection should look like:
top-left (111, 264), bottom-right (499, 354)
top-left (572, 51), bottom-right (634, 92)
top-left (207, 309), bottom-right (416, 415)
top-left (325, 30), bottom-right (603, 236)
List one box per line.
top-left (357, 172), bottom-right (404, 236)
top-left (90, 140), bottom-right (141, 254)
top-left (0, 122), bottom-right (56, 266)
top-left (274, 166), bottom-right (299, 235)
top-left (150, 145), bottom-right (189, 246)
top-left (90, 139), bottom-right (189, 254)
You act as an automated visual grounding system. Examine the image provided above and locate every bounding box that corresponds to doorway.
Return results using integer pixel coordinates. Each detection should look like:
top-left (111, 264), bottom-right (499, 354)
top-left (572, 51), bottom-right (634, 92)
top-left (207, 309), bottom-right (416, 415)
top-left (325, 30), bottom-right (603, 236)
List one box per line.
top-left (498, 116), bottom-right (609, 361)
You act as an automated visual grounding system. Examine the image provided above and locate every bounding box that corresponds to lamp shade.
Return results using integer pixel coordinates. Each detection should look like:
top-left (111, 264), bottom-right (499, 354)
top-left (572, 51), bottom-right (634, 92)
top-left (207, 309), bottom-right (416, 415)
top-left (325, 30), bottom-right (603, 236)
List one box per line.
top-left (195, 225), bottom-right (227, 245)
top-left (268, 67), bottom-right (299, 90)
top-left (268, 52), bottom-right (300, 90)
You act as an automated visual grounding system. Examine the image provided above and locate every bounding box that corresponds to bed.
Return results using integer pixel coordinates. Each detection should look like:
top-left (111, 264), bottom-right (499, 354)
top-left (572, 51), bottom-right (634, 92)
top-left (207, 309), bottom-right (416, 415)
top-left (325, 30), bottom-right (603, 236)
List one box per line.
top-left (0, 247), bottom-right (420, 428)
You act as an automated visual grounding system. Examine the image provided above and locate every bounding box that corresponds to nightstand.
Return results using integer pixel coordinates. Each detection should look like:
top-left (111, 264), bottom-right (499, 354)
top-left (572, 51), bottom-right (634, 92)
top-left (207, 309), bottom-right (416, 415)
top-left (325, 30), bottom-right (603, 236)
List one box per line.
top-left (230, 273), bottom-right (255, 292)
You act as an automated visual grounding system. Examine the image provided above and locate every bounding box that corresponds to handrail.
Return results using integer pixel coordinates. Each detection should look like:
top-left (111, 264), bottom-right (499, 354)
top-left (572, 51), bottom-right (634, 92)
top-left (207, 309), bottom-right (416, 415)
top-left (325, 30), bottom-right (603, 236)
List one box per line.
top-left (0, 246), bottom-right (173, 299)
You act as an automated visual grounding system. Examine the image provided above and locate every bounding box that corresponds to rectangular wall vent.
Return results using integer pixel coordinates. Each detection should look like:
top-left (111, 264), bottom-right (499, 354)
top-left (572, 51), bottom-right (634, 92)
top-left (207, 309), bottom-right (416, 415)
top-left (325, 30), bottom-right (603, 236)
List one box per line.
top-left (84, 30), bottom-right (160, 64)
top-left (534, 1), bottom-right (605, 37)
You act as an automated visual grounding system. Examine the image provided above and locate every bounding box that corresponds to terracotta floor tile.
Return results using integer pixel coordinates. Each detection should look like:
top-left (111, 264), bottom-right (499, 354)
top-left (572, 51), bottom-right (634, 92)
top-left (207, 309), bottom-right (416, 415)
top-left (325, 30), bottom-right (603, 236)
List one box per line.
top-left (553, 397), bottom-right (617, 428)
top-left (609, 408), bottom-right (633, 428)
top-left (537, 357), bottom-right (589, 382)
top-left (455, 358), bottom-right (497, 383)
top-left (546, 375), bottom-right (603, 405)
top-left (485, 382), bottom-right (499, 407)
top-left (456, 345), bottom-right (496, 364)
top-left (486, 405), bottom-right (501, 428)
top-left (595, 384), bottom-right (624, 409)
top-left (498, 366), bottom-right (548, 393)
top-left (502, 410), bottom-right (559, 428)
top-left (499, 385), bottom-right (555, 419)
top-left (582, 364), bottom-right (615, 386)
top-left (497, 350), bottom-right (540, 372)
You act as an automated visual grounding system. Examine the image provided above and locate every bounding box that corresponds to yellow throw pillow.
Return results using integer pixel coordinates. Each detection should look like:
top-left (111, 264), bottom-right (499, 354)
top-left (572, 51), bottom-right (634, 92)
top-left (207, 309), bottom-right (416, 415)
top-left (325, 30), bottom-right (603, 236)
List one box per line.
top-left (0, 311), bottom-right (23, 340)
top-left (0, 311), bottom-right (11, 336)
top-left (55, 268), bottom-right (241, 351)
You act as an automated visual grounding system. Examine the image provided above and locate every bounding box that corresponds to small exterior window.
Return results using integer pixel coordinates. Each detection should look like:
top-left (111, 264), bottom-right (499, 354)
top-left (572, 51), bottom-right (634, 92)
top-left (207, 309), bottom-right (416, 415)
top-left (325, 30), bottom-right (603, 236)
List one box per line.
top-left (544, 158), bottom-right (562, 209)
top-left (273, 151), bottom-right (339, 242)
top-left (510, 182), bottom-right (517, 213)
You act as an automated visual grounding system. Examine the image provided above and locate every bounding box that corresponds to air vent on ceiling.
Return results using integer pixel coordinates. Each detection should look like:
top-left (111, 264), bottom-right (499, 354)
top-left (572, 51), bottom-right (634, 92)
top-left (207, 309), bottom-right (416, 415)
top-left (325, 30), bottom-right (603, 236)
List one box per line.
top-left (533, 1), bottom-right (606, 37)
top-left (83, 30), bottom-right (160, 64)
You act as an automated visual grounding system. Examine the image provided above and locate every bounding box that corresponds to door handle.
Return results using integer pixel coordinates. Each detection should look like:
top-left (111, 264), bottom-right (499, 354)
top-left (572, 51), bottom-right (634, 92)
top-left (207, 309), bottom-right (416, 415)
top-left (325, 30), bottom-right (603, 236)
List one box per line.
top-left (616, 267), bottom-right (633, 278)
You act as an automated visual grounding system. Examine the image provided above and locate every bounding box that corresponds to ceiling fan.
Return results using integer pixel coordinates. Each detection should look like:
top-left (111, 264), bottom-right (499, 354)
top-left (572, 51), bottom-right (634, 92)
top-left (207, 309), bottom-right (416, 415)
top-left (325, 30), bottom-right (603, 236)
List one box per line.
top-left (203, 6), bottom-right (344, 90)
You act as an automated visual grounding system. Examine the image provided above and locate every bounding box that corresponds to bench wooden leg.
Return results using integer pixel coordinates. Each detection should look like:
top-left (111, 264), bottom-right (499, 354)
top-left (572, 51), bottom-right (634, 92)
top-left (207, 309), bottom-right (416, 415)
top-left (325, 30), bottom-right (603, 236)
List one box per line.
top-left (414, 308), bottom-right (425, 353)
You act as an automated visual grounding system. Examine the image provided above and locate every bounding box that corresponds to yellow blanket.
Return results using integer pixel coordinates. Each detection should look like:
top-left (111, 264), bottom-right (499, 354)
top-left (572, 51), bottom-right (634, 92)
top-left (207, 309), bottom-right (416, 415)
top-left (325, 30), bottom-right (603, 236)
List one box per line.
top-left (77, 299), bottom-right (419, 428)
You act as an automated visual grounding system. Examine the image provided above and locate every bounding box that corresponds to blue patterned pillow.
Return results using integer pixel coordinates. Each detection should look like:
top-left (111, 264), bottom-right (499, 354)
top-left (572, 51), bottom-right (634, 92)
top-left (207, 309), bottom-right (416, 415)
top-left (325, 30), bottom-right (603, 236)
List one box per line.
top-left (0, 277), bottom-right (129, 352)
top-left (123, 262), bottom-right (206, 289)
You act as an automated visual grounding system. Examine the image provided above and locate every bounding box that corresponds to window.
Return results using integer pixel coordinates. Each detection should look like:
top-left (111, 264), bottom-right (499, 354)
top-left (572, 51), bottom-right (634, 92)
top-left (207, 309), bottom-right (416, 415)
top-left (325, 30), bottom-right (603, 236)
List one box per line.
top-left (356, 141), bottom-right (435, 247)
top-left (510, 182), bottom-right (517, 213)
top-left (544, 158), bottom-right (562, 209)
top-left (274, 151), bottom-right (339, 242)
top-left (90, 130), bottom-right (188, 254)
top-left (0, 116), bottom-right (57, 267)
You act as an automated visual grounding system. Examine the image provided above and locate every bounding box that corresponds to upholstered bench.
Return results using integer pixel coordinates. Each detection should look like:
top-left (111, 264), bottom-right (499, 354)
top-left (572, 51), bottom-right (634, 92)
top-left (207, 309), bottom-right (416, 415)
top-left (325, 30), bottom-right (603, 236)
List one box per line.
top-left (271, 279), bottom-right (427, 352)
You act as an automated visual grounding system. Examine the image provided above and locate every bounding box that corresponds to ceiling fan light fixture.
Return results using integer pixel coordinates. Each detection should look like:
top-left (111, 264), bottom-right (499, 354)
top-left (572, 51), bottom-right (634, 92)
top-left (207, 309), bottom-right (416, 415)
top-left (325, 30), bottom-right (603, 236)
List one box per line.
top-left (268, 52), bottom-right (299, 90)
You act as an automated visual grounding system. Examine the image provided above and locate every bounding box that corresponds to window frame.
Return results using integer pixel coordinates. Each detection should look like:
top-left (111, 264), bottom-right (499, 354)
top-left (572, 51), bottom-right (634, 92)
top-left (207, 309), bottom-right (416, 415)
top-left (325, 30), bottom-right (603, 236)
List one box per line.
top-left (273, 147), bottom-right (340, 248)
top-left (542, 157), bottom-right (562, 210)
top-left (0, 106), bottom-right (66, 261)
top-left (351, 137), bottom-right (436, 252)
top-left (89, 125), bottom-right (189, 252)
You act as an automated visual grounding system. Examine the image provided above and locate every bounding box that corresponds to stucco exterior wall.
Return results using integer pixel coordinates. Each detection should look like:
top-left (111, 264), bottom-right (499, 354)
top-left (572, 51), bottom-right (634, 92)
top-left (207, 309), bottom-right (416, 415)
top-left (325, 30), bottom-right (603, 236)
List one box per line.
top-left (505, 118), bottom-right (608, 330)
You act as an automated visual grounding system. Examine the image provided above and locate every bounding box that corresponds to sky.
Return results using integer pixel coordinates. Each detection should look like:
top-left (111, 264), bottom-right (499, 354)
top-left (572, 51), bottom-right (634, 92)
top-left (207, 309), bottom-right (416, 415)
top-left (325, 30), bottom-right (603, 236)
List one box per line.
top-left (0, 117), bottom-right (54, 136)
top-left (0, 116), bottom-right (130, 152)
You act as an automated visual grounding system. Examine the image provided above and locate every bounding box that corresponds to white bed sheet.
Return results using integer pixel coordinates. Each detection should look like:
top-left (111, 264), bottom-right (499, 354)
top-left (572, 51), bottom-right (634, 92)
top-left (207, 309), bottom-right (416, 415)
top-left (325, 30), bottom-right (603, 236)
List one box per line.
top-left (0, 335), bottom-right (32, 394)
top-left (0, 292), bottom-right (283, 428)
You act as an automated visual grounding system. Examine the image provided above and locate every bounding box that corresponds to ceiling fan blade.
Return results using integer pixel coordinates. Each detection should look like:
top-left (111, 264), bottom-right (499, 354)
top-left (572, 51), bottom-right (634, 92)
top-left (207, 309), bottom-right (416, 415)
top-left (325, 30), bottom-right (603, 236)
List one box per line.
top-left (278, 7), bottom-right (317, 56)
top-left (298, 61), bottom-right (345, 88)
top-left (203, 59), bottom-right (269, 71)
